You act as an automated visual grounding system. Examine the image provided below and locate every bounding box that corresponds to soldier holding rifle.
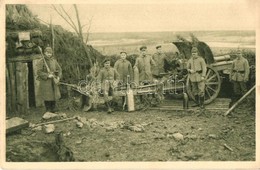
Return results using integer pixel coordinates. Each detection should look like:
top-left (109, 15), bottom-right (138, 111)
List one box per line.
top-left (37, 46), bottom-right (62, 113)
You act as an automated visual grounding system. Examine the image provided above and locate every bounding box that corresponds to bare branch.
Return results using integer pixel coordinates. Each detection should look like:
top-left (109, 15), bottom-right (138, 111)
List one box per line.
top-left (51, 5), bottom-right (80, 36)
top-left (59, 5), bottom-right (79, 33)
top-left (85, 16), bottom-right (93, 44)
top-left (73, 4), bottom-right (83, 40)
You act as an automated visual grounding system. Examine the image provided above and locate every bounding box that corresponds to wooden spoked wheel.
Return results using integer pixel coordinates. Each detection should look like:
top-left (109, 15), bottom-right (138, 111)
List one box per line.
top-left (186, 66), bottom-right (221, 104)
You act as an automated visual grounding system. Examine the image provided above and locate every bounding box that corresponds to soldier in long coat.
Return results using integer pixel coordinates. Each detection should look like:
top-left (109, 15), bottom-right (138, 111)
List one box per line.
top-left (134, 46), bottom-right (156, 85)
top-left (229, 49), bottom-right (250, 107)
top-left (114, 51), bottom-right (133, 84)
top-left (187, 47), bottom-right (207, 109)
top-left (152, 45), bottom-right (167, 77)
top-left (37, 47), bottom-right (62, 112)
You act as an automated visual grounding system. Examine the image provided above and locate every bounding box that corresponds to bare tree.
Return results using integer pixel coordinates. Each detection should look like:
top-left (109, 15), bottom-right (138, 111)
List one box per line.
top-left (52, 4), bottom-right (93, 67)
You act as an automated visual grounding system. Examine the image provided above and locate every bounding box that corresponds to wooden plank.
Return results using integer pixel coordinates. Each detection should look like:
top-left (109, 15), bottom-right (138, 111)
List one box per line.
top-left (15, 62), bottom-right (28, 114)
top-left (6, 117), bottom-right (29, 134)
top-left (8, 63), bottom-right (17, 114)
top-left (33, 59), bottom-right (44, 107)
top-left (6, 67), bottom-right (12, 114)
top-left (7, 54), bottom-right (41, 63)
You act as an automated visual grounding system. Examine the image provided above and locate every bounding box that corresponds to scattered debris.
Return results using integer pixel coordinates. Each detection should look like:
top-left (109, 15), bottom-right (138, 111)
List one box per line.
top-left (198, 128), bottom-right (203, 131)
top-left (167, 133), bottom-right (184, 141)
top-left (154, 134), bottom-right (165, 140)
top-left (42, 112), bottom-right (58, 120)
top-left (76, 121), bottom-right (84, 128)
top-left (130, 140), bottom-right (148, 145)
top-left (44, 124), bottom-right (55, 133)
top-left (34, 117), bottom-right (76, 127)
top-left (128, 125), bottom-right (145, 132)
top-left (223, 143), bottom-right (233, 152)
top-left (32, 126), bottom-right (42, 131)
top-left (208, 134), bottom-right (218, 139)
top-left (186, 134), bottom-right (197, 140)
top-left (63, 131), bottom-right (71, 137)
top-left (75, 137), bottom-right (86, 144)
top-left (58, 113), bottom-right (67, 119)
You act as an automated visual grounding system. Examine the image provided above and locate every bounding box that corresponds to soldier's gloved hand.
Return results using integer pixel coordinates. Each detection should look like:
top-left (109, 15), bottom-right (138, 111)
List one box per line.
top-left (201, 76), bottom-right (205, 81)
top-left (48, 74), bottom-right (54, 78)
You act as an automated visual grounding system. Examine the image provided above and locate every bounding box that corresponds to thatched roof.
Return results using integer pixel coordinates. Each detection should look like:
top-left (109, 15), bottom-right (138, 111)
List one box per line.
top-left (6, 5), bottom-right (105, 83)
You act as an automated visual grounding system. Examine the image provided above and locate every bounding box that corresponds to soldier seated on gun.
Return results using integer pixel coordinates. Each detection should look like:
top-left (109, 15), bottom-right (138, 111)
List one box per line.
top-left (97, 59), bottom-right (120, 114)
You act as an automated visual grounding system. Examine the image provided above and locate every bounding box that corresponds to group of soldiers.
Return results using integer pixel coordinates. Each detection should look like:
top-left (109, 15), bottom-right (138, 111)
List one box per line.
top-left (37, 45), bottom-right (250, 114)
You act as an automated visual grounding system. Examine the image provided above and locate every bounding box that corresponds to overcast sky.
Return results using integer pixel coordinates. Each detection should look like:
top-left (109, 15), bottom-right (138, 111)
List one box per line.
top-left (26, 0), bottom-right (257, 33)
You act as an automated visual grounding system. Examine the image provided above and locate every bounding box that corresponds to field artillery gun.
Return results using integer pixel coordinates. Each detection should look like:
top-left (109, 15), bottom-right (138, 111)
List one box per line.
top-left (171, 41), bottom-right (233, 104)
top-left (60, 40), bottom-right (235, 111)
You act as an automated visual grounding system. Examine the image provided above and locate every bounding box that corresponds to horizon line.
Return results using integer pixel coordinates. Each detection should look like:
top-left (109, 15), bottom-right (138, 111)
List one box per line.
top-left (86, 29), bottom-right (255, 34)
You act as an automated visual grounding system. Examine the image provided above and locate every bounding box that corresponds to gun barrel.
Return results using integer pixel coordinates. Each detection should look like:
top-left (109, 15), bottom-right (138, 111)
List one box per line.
top-left (214, 55), bottom-right (231, 62)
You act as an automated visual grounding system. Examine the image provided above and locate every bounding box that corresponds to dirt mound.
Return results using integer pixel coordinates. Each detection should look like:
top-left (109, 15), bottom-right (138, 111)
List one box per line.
top-left (6, 140), bottom-right (58, 161)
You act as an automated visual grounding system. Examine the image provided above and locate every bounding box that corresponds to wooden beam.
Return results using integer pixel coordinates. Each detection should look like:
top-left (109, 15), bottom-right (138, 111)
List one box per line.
top-left (7, 54), bottom-right (41, 63)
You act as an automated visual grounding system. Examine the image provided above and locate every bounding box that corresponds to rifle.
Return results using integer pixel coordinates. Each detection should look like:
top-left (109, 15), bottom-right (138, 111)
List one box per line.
top-left (38, 46), bottom-right (60, 84)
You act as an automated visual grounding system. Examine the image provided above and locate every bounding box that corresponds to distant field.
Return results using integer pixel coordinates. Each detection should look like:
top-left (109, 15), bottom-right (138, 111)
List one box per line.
top-left (86, 30), bottom-right (255, 56)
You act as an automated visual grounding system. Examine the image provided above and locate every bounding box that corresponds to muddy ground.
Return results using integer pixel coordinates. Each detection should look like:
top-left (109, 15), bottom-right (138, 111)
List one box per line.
top-left (6, 97), bottom-right (255, 162)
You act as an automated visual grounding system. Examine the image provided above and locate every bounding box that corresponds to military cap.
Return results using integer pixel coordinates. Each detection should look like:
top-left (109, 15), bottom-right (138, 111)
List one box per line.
top-left (44, 47), bottom-right (53, 52)
top-left (103, 58), bottom-right (110, 64)
top-left (237, 48), bottom-right (242, 54)
top-left (140, 46), bottom-right (147, 51)
top-left (156, 45), bottom-right (162, 49)
top-left (120, 51), bottom-right (127, 54)
top-left (191, 47), bottom-right (198, 53)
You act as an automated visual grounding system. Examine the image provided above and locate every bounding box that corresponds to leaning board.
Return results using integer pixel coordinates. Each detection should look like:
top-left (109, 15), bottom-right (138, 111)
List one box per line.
top-left (6, 117), bottom-right (29, 134)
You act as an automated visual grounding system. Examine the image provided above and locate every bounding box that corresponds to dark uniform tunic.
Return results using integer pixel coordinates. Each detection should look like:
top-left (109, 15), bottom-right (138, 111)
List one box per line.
top-left (97, 67), bottom-right (119, 102)
top-left (114, 59), bottom-right (133, 84)
top-left (230, 56), bottom-right (250, 96)
top-left (187, 56), bottom-right (207, 97)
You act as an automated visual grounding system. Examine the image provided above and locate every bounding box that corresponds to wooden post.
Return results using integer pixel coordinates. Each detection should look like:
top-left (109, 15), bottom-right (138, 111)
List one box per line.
top-left (224, 85), bottom-right (255, 116)
top-left (15, 62), bottom-right (28, 115)
top-left (6, 67), bottom-right (12, 114)
top-left (33, 59), bottom-right (44, 107)
top-left (8, 63), bottom-right (17, 115)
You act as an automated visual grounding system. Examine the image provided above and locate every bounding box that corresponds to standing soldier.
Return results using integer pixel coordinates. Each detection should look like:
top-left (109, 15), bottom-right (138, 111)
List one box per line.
top-left (37, 46), bottom-right (62, 113)
top-left (97, 59), bottom-right (120, 113)
top-left (152, 45), bottom-right (167, 78)
top-left (229, 49), bottom-right (250, 107)
top-left (134, 46), bottom-right (156, 85)
top-left (187, 47), bottom-right (207, 109)
top-left (114, 51), bottom-right (133, 85)
top-left (114, 51), bottom-right (133, 108)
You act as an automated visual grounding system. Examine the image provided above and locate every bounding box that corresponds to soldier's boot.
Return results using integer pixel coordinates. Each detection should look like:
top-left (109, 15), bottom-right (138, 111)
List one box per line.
top-left (109, 101), bottom-right (114, 112)
top-left (192, 95), bottom-right (200, 107)
top-left (105, 102), bottom-right (112, 114)
top-left (44, 101), bottom-right (52, 112)
top-left (199, 96), bottom-right (205, 109)
top-left (51, 101), bottom-right (59, 113)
